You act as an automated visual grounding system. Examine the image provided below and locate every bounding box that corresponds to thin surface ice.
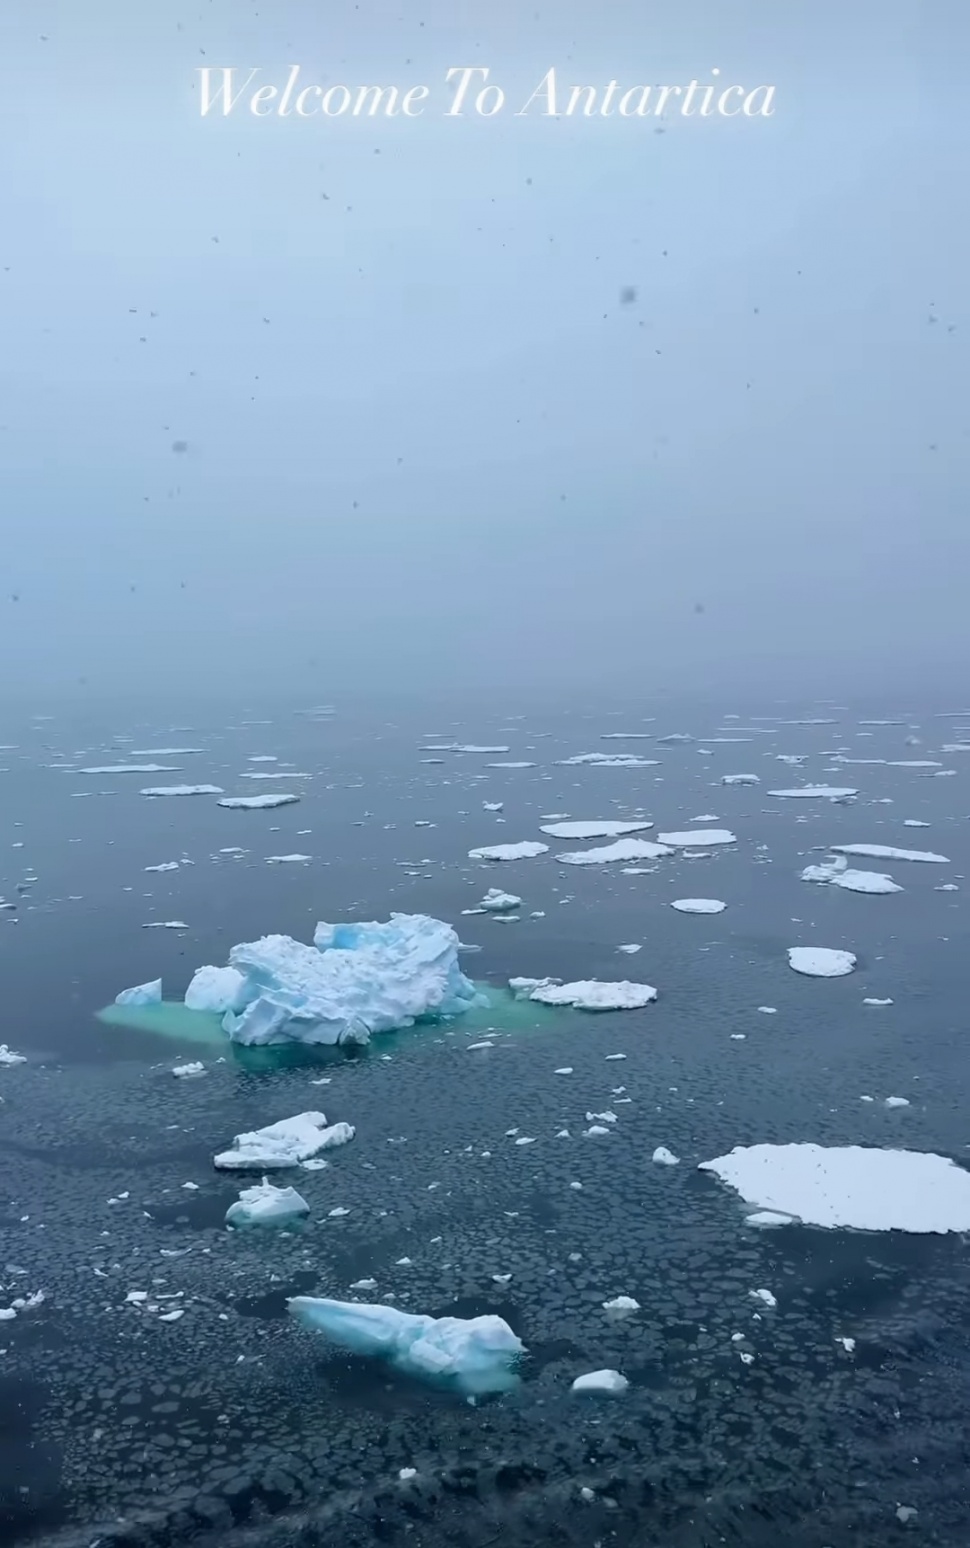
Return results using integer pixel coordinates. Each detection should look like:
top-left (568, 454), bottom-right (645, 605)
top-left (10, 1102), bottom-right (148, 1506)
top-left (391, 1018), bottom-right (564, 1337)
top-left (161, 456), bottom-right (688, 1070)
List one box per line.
top-left (539, 820), bottom-right (653, 839)
top-left (670, 898), bottom-right (726, 914)
top-left (788, 947), bottom-right (856, 977)
top-left (214, 1112), bottom-right (354, 1170)
top-left (115, 979), bottom-right (163, 1007)
top-left (557, 838), bottom-right (673, 865)
top-left (288, 1297), bottom-right (524, 1395)
top-left (700, 1143), bottom-right (970, 1233)
top-left (225, 1179), bottom-right (310, 1228)
top-left (468, 841), bottom-right (548, 861)
top-left (657, 829), bottom-right (736, 847)
top-left (526, 979), bottom-right (657, 1010)
top-left (830, 843), bottom-right (950, 864)
top-left (218, 793), bottom-right (300, 810)
top-left (218, 914), bottom-right (483, 1045)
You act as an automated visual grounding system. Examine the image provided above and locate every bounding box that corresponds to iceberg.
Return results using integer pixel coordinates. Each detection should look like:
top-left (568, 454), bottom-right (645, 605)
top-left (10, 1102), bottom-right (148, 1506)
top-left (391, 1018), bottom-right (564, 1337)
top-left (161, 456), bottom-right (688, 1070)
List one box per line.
top-left (214, 1112), bottom-right (354, 1169)
top-left (0, 1045), bottom-right (27, 1066)
top-left (700, 1142), bottom-right (970, 1232)
top-left (288, 1296), bottom-right (524, 1394)
top-left (225, 1179), bottom-right (310, 1228)
top-left (211, 914), bottom-right (482, 1046)
top-left (115, 978), bottom-right (163, 1007)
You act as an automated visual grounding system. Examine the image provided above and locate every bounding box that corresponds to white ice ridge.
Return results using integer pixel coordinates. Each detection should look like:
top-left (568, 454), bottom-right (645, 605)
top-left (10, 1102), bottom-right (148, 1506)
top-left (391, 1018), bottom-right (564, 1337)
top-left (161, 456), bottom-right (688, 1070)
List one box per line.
top-left (115, 978), bottom-right (163, 1007)
top-left (656, 829), bottom-right (736, 847)
top-left (511, 977), bottom-right (657, 1010)
top-left (225, 1179), bottom-right (310, 1228)
top-left (830, 843), bottom-right (949, 864)
top-left (539, 820), bottom-right (654, 839)
top-left (288, 1297), bottom-right (524, 1394)
top-left (214, 1112), bottom-right (354, 1169)
top-left (787, 947), bottom-right (856, 977)
top-left (468, 841), bottom-right (548, 861)
top-left (800, 856), bottom-right (902, 894)
top-left (557, 838), bottom-right (673, 865)
top-left (767, 786), bottom-right (859, 799)
top-left (188, 914), bottom-right (484, 1046)
top-left (670, 898), bottom-right (726, 914)
top-left (699, 1142), bottom-right (970, 1232)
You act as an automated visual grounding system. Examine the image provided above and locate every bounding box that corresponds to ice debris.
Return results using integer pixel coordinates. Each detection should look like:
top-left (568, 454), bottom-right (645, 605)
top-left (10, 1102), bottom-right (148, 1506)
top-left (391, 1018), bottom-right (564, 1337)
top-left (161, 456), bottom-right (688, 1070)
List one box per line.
top-left (225, 1179), bottom-right (310, 1228)
top-left (191, 914), bottom-right (482, 1046)
top-left (288, 1297), bottom-right (524, 1394)
top-left (115, 979), bottom-right (163, 1007)
top-left (214, 1112), bottom-right (354, 1170)
top-left (787, 947), bottom-right (856, 977)
top-left (701, 1142), bottom-right (970, 1232)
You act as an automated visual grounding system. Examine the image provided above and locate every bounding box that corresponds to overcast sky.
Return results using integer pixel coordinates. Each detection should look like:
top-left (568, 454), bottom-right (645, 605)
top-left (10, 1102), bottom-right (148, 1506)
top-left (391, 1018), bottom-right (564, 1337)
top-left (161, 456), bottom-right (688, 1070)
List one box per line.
top-left (2, 0), bottom-right (966, 701)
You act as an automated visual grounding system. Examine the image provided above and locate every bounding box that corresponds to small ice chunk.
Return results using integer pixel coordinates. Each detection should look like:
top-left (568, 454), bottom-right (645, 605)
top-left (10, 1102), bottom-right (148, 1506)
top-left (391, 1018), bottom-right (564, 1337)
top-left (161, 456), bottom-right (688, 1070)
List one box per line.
top-left (702, 1142), bottom-right (970, 1231)
top-left (554, 1066), bottom-right (573, 1075)
top-left (836, 1336), bottom-right (856, 1352)
top-left (0, 1045), bottom-right (27, 1066)
top-left (652, 1146), bottom-right (680, 1165)
top-left (758, 1006), bottom-right (777, 1014)
top-left (468, 841), bottom-right (548, 861)
top-left (480, 887), bottom-right (521, 912)
top-left (540, 820), bottom-right (654, 839)
top-left (670, 898), bottom-right (726, 914)
top-left (115, 978), bottom-right (163, 1007)
top-left (145, 861), bottom-right (180, 872)
top-left (744, 1210), bottom-right (794, 1228)
top-left (787, 947), bottom-right (856, 977)
top-left (721, 773), bottom-right (760, 785)
top-left (617, 943), bottom-right (641, 954)
top-left (603, 1295), bottom-right (640, 1312)
top-left (141, 785), bottom-right (223, 797)
top-left (527, 979), bottom-right (658, 1010)
top-left (172, 1061), bottom-right (205, 1078)
top-left (225, 1179), bottom-right (310, 1228)
top-left (864, 997), bottom-right (893, 1006)
top-left (483, 801), bottom-right (503, 812)
top-left (571, 1369), bottom-right (629, 1395)
top-left (750, 1288), bottom-right (777, 1307)
top-left (218, 794), bottom-right (300, 810)
top-left (557, 753), bottom-right (659, 767)
top-left (214, 1112), bottom-right (354, 1170)
top-left (399, 1467), bottom-right (417, 1481)
top-left (885, 1096), bottom-right (910, 1108)
top-left (656, 829), bottom-right (736, 847)
top-left (266, 853), bottom-right (312, 864)
top-left (288, 1297), bottom-right (524, 1394)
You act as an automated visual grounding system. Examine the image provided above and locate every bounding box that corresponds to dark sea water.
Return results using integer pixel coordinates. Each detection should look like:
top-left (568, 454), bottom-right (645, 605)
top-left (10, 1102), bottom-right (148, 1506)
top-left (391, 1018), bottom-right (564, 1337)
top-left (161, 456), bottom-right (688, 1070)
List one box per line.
top-left (2, 696), bottom-right (970, 1548)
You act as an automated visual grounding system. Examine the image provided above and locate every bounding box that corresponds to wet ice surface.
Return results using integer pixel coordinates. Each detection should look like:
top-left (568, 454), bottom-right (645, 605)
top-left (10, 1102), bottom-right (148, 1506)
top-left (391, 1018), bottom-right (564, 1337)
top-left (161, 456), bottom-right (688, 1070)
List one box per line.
top-left (3, 697), bottom-right (970, 1548)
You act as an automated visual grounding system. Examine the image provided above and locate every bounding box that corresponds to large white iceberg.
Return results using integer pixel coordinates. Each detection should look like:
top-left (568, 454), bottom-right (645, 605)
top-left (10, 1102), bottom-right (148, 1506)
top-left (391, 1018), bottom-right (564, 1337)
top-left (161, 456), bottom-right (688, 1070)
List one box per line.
top-left (288, 1297), bottom-right (524, 1394)
top-left (225, 1179), bottom-right (310, 1228)
top-left (214, 1111), bottom-right (353, 1169)
top-left (700, 1142), bottom-right (970, 1233)
top-left (199, 914), bottom-right (483, 1046)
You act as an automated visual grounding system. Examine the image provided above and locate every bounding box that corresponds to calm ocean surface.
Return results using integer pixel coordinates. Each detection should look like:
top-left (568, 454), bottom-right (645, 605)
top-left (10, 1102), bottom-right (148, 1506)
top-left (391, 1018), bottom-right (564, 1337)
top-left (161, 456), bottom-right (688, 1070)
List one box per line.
top-left (2, 695), bottom-right (969, 1548)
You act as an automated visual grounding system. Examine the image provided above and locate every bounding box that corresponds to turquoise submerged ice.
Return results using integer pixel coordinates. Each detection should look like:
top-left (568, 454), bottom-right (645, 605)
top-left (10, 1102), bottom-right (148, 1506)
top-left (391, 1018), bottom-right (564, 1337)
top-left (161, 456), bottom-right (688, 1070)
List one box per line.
top-left (186, 913), bottom-right (485, 1047)
top-left (288, 1297), bottom-right (524, 1394)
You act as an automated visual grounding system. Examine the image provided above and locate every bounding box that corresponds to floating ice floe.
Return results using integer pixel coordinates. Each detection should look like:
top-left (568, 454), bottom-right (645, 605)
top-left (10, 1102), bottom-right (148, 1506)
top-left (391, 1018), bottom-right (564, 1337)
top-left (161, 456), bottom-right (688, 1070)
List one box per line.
top-left (670, 898), bottom-right (726, 914)
top-left (141, 785), bottom-right (223, 797)
top-left (266, 853), bottom-right (312, 863)
top-left (142, 920), bottom-right (188, 930)
top-left (455, 745), bottom-right (510, 754)
top-left (864, 997), bottom-right (893, 1006)
top-left (557, 753), bottom-right (659, 768)
top-left (571, 1369), bottom-right (629, 1394)
top-left (800, 857), bottom-right (902, 894)
top-left (557, 838), bottom-right (673, 866)
top-left (480, 888), bottom-right (521, 912)
top-left (721, 774), bottom-right (760, 785)
top-left (517, 978), bottom-right (658, 1011)
top-left (768, 786), bottom-right (858, 799)
top-left (540, 820), bottom-right (654, 840)
top-left (288, 1297), bottom-right (524, 1394)
top-left (700, 1142), bottom-right (970, 1232)
top-left (130, 747), bottom-right (203, 756)
top-left (656, 732), bottom-right (693, 743)
top-left (0, 1045), bottom-right (27, 1066)
top-left (600, 731), bottom-right (653, 739)
top-left (656, 829), bottom-right (736, 848)
top-left (788, 947), bottom-right (856, 977)
top-left (239, 771), bottom-right (312, 780)
top-left (830, 843), bottom-right (949, 864)
top-left (468, 841), bottom-right (548, 861)
top-left (80, 763), bottom-right (179, 774)
top-left (214, 1112), bottom-right (354, 1169)
top-left (652, 1146), bottom-right (680, 1165)
top-left (218, 794), bottom-right (300, 810)
top-left (226, 1179), bottom-right (310, 1228)
top-left (486, 761), bottom-right (535, 768)
top-left (115, 978), bottom-right (163, 1007)
top-left (193, 914), bottom-right (483, 1046)
top-left (482, 801), bottom-right (503, 812)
